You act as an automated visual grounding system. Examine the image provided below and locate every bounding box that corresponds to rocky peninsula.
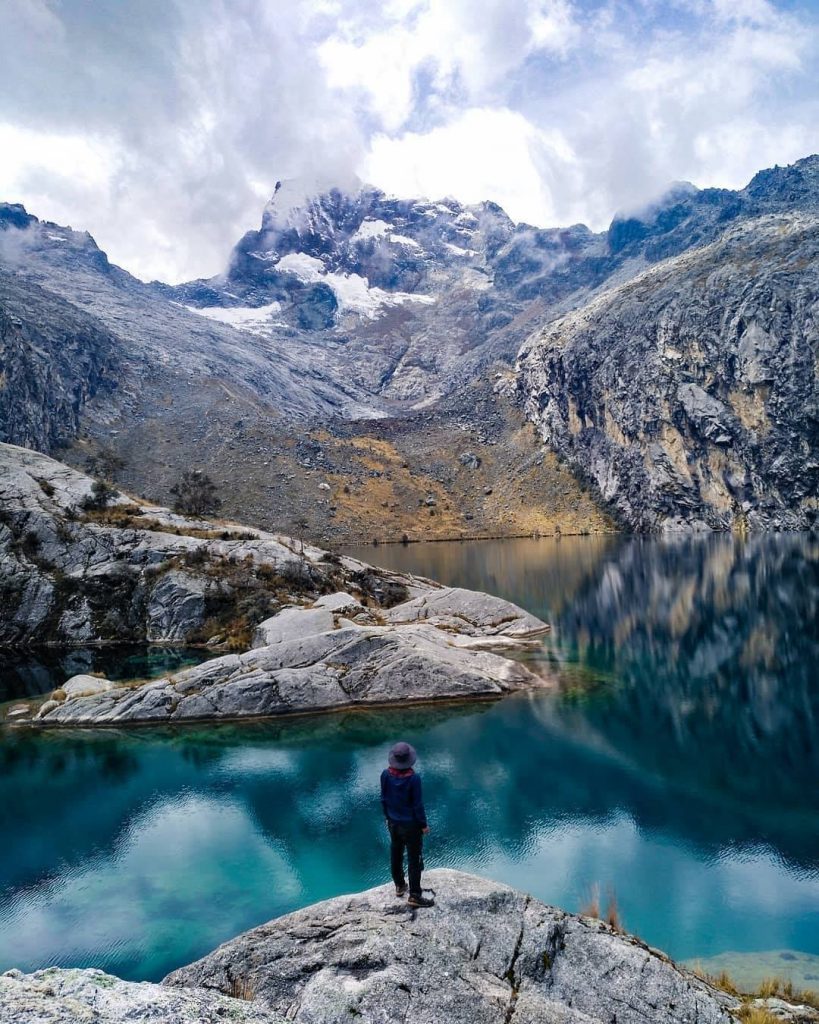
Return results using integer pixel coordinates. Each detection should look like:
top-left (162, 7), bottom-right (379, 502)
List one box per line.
top-left (7, 869), bottom-right (814, 1024)
top-left (1, 442), bottom-right (552, 727)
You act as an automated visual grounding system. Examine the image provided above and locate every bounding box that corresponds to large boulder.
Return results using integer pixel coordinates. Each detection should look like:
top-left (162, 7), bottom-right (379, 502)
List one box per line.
top-left (253, 606), bottom-right (336, 647)
top-left (385, 586), bottom-right (550, 641)
top-left (62, 674), bottom-right (114, 698)
top-left (165, 869), bottom-right (737, 1024)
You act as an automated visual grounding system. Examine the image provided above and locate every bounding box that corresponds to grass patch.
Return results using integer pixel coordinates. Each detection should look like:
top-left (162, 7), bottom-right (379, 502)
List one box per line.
top-left (83, 506), bottom-right (255, 541)
top-left (735, 1008), bottom-right (779, 1024)
top-left (756, 976), bottom-right (819, 1009)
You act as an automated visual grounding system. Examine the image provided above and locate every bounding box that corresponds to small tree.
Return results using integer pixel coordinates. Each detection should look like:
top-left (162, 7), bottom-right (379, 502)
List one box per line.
top-left (81, 479), bottom-right (119, 511)
top-left (170, 470), bottom-right (221, 516)
top-left (291, 515), bottom-right (310, 555)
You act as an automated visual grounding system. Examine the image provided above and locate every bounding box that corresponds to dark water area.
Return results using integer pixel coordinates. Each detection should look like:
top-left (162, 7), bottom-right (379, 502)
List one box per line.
top-left (2, 534), bottom-right (818, 984)
top-left (0, 645), bottom-right (207, 704)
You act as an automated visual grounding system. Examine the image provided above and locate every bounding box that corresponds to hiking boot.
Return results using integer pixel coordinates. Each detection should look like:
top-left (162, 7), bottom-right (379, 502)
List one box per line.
top-left (395, 884), bottom-right (408, 897)
top-left (407, 893), bottom-right (435, 908)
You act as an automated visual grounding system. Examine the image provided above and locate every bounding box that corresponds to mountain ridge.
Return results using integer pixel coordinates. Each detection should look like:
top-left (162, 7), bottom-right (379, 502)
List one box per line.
top-left (2, 153), bottom-right (818, 539)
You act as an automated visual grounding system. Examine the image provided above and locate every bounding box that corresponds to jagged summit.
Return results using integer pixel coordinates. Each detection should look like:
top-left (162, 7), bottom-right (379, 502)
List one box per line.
top-left (744, 151), bottom-right (819, 204)
top-left (0, 202), bottom-right (37, 230)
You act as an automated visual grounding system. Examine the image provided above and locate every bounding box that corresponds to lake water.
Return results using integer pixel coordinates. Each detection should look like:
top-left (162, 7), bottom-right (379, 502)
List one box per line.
top-left (2, 534), bottom-right (819, 985)
top-left (0, 645), bottom-right (207, 705)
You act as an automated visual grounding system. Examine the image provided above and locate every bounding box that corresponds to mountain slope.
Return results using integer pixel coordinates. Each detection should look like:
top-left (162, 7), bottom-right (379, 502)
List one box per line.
top-left (0, 271), bottom-right (120, 451)
top-left (517, 211), bottom-right (819, 530)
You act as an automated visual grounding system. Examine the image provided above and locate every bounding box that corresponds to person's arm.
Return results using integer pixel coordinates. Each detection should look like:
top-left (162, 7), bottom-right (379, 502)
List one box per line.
top-left (411, 774), bottom-right (428, 829)
top-left (380, 770), bottom-right (390, 822)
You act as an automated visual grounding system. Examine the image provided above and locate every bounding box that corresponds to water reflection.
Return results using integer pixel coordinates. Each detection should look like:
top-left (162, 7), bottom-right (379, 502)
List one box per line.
top-left (360, 534), bottom-right (819, 817)
top-left (2, 535), bottom-right (818, 982)
top-left (0, 645), bottom-right (210, 703)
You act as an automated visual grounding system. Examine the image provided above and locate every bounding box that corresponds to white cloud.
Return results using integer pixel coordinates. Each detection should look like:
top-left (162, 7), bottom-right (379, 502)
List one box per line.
top-left (0, 0), bottom-right (817, 280)
top-left (364, 107), bottom-right (570, 226)
top-left (319, 0), bottom-right (579, 131)
top-left (362, 0), bottom-right (818, 230)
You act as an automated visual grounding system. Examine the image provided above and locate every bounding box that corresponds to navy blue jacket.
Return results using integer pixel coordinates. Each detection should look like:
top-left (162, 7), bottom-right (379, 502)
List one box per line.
top-left (381, 768), bottom-right (427, 827)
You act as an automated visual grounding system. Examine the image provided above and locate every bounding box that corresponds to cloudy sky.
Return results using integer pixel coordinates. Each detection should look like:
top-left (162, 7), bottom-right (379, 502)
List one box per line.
top-left (1, 0), bottom-right (817, 282)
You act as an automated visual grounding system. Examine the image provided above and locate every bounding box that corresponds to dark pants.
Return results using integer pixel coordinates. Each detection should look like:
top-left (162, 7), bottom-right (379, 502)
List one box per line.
top-left (388, 820), bottom-right (424, 897)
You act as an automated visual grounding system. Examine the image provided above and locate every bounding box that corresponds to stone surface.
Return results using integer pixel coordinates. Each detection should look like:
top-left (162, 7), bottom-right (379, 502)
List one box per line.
top-left (145, 570), bottom-right (208, 641)
top-left (35, 604), bottom-right (550, 726)
top-left (62, 675), bottom-right (114, 698)
top-left (0, 967), bottom-right (285, 1024)
top-left (165, 869), bottom-right (737, 1024)
top-left (313, 591), bottom-right (364, 613)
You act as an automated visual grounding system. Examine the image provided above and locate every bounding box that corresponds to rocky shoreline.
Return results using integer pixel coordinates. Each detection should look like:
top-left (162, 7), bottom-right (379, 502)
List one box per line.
top-left (1, 442), bottom-right (555, 728)
top-left (3, 870), bottom-right (816, 1024)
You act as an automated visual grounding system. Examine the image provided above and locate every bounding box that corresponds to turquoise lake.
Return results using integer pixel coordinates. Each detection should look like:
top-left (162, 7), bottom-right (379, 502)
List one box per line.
top-left (2, 533), bottom-right (818, 984)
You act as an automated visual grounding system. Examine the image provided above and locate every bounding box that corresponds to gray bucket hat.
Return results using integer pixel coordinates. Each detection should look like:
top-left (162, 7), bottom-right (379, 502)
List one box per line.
top-left (388, 741), bottom-right (417, 769)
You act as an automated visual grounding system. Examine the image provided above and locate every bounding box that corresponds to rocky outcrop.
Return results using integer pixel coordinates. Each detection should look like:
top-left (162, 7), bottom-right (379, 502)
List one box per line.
top-left (30, 586), bottom-right (550, 726)
top-left (517, 212), bottom-right (819, 531)
top-left (5, 871), bottom-right (816, 1022)
top-left (166, 870), bottom-right (739, 1023)
top-left (0, 442), bottom-right (428, 647)
top-left (0, 967), bottom-right (286, 1024)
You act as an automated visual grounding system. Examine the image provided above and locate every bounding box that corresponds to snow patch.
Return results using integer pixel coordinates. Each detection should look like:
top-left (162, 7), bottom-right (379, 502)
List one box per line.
top-left (353, 219), bottom-right (390, 241)
top-left (275, 252), bottom-right (434, 320)
top-left (445, 242), bottom-right (477, 257)
top-left (187, 301), bottom-right (284, 330)
top-left (389, 233), bottom-right (421, 249)
top-left (276, 252), bottom-right (327, 277)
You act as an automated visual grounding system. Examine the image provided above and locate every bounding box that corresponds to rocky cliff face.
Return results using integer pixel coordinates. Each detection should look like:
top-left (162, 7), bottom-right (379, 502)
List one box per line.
top-left (518, 211), bottom-right (819, 530)
top-left (0, 271), bottom-right (119, 452)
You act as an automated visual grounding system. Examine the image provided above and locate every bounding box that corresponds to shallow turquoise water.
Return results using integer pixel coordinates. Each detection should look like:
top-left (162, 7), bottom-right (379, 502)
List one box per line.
top-left (1, 534), bottom-right (818, 982)
top-left (0, 645), bottom-right (207, 704)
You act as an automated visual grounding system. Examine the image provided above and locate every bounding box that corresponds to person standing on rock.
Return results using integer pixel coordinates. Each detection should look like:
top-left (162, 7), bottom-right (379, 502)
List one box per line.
top-left (381, 741), bottom-right (434, 908)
